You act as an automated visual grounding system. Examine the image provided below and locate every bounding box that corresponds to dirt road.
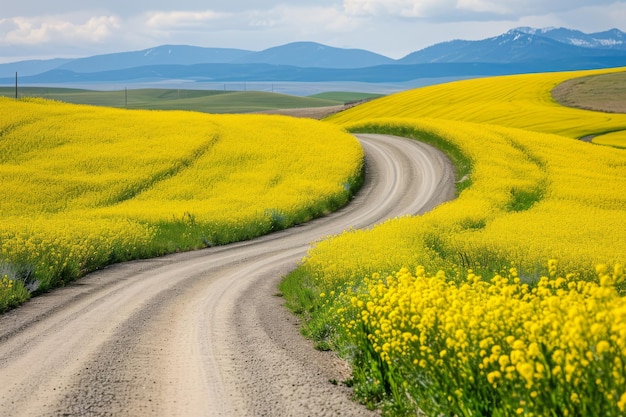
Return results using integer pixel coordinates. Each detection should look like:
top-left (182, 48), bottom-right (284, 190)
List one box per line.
top-left (0, 134), bottom-right (456, 417)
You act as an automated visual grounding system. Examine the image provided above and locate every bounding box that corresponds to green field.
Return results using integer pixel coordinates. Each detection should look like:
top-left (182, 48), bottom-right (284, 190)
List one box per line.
top-left (309, 91), bottom-right (384, 103)
top-left (0, 87), bottom-right (382, 113)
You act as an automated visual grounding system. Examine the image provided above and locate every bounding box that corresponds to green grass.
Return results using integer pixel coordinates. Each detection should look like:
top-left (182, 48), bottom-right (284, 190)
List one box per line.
top-left (0, 87), bottom-right (345, 113)
top-left (308, 91), bottom-right (384, 103)
top-left (345, 121), bottom-right (473, 195)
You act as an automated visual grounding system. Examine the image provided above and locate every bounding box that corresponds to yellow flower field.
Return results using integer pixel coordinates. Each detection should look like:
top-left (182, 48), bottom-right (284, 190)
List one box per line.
top-left (327, 67), bottom-right (626, 140)
top-left (0, 97), bottom-right (363, 310)
top-left (304, 118), bottom-right (625, 282)
top-left (282, 67), bottom-right (626, 415)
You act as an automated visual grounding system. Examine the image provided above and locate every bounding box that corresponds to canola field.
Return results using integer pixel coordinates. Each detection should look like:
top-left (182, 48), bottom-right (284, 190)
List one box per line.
top-left (0, 97), bottom-right (363, 311)
top-left (281, 67), bottom-right (626, 416)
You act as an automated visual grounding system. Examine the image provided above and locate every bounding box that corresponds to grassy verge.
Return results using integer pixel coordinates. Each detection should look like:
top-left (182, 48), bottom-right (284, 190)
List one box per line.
top-left (149, 167), bottom-right (364, 255)
top-left (344, 121), bottom-right (473, 195)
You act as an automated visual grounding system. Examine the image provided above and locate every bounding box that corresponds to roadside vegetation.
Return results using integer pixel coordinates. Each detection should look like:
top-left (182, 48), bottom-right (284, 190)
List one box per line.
top-left (281, 67), bottom-right (626, 416)
top-left (0, 97), bottom-right (363, 311)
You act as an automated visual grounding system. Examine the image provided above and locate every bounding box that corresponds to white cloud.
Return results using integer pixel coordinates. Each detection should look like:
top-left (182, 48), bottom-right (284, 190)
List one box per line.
top-left (145, 10), bottom-right (230, 30)
top-left (0, 1), bottom-right (624, 62)
top-left (256, 5), bottom-right (361, 33)
top-left (456, 0), bottom-right (512, 15)
top-left (343, 0), bottom-right (441, 18)
top-left (139, 5), bottom-right (362, 38)
top-left (1, 15), bottom-right (120, 46)
top-left (342, 0), bottom-right (622, 21)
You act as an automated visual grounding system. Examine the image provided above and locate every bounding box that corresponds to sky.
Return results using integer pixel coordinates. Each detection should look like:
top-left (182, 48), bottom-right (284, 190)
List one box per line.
top-left (1, 1), bottom-right (625, 63)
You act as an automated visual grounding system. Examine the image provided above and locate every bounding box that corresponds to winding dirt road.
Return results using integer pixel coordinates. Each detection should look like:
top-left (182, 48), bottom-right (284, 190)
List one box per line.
top-left (0, 134), bottom-right (456, 417)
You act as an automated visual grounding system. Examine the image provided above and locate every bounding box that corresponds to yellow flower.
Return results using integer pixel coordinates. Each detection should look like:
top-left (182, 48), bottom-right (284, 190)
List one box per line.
top-left (596, 340), bottom-right (611, 355)
top-left (517, 362), bottom-right (534, 385)
top-left (618, 392), bottom-right (626, 412)
top-left (487, 371), bottom-right (501, 385)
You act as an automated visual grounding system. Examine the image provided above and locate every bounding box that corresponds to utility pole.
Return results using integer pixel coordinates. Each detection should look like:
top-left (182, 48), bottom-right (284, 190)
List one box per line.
top-left (15, 72), bottom-right (18, 99)
top-left (125, 87), bottom-right (128, 107)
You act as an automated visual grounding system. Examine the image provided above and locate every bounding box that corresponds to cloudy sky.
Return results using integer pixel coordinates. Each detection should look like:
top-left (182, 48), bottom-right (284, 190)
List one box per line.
top-left (1, 1), bottom-right (625, 63)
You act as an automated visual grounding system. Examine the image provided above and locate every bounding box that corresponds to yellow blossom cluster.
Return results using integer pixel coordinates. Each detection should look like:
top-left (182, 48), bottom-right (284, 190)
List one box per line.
top-left (338, 263), bottom-right (626, 416)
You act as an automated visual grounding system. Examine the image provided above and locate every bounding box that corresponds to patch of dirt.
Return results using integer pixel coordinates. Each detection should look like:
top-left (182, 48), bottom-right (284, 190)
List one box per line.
top-left (253, 101), bottom-right (365, 119)
top-left (551, 70), bottom-right (626, 114)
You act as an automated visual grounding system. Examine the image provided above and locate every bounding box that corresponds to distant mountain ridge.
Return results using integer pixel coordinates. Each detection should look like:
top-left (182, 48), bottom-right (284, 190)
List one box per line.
top-left (1, 42), bottom-right (392, 77)
top-left (399, 27), bottom-right (626, 64)
top-left (1, 27), bottom-right (625, 84)
top-left (56, 45), bottom-right (253, 73)
top-left (230, 42), bottom-right (393, 68)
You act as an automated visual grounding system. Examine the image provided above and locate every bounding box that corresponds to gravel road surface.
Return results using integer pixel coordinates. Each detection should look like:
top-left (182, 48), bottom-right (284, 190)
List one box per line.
top-left (0, 134), bottom-right (456, 417)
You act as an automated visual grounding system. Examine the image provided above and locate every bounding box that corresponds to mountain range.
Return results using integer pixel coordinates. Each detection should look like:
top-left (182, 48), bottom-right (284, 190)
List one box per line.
top-left (400, 27), bottom-right (626, 64)
top-left (1, 27), bottom-right (625, 85)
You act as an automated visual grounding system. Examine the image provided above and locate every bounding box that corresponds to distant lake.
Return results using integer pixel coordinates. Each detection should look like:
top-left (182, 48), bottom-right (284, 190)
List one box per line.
top-left (11, 77), bottom-right (479, 96)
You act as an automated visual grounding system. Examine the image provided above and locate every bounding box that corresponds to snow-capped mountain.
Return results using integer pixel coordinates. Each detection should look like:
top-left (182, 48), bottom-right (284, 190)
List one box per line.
top-left (515, 27), bottom-right (626, 50)
top-left (399, 27), bottom-right (626, 64)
